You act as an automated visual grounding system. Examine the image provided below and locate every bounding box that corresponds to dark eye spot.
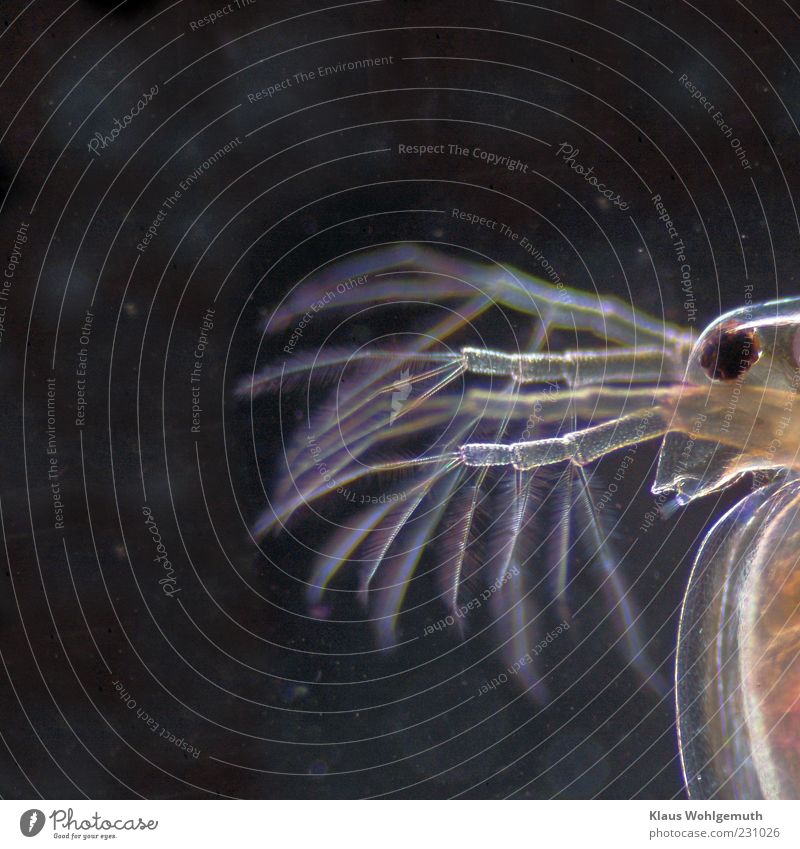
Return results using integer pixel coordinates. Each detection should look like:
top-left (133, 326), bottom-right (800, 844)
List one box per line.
top-left (699, 325), bottom-right (761, 381)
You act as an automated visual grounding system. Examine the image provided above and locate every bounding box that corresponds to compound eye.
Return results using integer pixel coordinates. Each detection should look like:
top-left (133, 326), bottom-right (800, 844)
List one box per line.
top-left (699, 324), bottom-right (761, 381)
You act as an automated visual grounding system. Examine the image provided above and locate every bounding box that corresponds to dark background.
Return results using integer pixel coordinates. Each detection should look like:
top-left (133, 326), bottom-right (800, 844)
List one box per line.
top-left (0, 0), bottom-right (797, 798)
